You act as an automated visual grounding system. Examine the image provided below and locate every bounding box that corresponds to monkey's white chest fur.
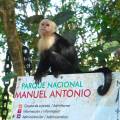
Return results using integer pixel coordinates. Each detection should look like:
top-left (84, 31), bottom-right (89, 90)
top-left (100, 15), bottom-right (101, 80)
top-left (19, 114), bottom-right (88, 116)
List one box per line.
top-left (38, 36), bottom-right (55, 52)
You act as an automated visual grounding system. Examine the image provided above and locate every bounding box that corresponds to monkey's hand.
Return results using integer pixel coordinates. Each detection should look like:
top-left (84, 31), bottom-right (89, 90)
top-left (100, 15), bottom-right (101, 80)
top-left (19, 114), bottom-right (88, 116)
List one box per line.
top-left (34, 72), bottom-right (42, 84)
top-left (53, 72), bottom-right (60, 78)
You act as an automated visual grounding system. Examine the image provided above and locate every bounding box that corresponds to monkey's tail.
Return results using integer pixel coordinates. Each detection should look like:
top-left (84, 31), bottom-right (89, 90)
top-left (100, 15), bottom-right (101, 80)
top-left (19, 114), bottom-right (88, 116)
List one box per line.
top-left (97, 68), bottom-right (112, 96)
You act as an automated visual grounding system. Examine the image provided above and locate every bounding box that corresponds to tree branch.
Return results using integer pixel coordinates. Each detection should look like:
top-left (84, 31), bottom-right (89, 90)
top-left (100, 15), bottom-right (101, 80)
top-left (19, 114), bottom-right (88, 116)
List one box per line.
top-left (0, 8), bottom-right (4, 16)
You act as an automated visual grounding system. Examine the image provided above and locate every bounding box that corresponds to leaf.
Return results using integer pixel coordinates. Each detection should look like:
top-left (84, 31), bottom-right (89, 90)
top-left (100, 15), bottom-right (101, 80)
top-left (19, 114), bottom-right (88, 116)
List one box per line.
top-left (103, 41), bottom-right (120, 52)
top-left (2, 72), bottom-right (17, 81)
top-left (0, 41), bottom-right (5, 48)
top-left (111, 32), bottom-right (120, 41)
top-left (25, 15), bottom-right (44, 24)
top-left (52, 10), bottom-right (75, 25)
top-left (62, 30), bottom-right (77, 44)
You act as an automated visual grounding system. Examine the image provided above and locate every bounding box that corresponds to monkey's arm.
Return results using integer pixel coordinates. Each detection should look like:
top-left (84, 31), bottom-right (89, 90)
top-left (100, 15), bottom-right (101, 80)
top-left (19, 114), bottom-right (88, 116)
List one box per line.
top-left (34, 53), bottom-right (50, 83)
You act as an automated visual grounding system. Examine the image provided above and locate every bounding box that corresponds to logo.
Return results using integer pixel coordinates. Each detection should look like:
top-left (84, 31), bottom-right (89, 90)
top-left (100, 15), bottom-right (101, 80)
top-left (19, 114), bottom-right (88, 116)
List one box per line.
top-left (16, 104), bottom-right (22, 118)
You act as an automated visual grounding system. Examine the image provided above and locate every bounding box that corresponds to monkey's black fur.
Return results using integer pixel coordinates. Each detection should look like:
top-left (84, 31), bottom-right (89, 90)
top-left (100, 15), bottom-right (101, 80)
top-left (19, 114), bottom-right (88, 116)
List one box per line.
top-left (34, 33), bottom-right (112, 96)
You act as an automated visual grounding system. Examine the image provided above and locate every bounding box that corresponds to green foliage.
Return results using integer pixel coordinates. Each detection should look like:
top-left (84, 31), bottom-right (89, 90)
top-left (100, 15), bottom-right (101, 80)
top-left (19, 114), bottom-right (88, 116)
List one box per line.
top-left (1, 72), bottom-right (15, 119)
top-left (52, 10), bottom-right (75, 25)
top-left (0, 41), bottom-right (4, 47)
top-left (85, 0), bottom-right (120, 42)
top-left (2, 72), bottom-right (17, 81)
top-left (0, 86), bottom-right (12, 120)
top-left (0, 86), bottom-right (3, 117)
top-left (62, 30), bottom-right (77, 44)
top-left (25, 15), bottom-right (44, 24)
top-left (103, 41), bottom-right (120, 52)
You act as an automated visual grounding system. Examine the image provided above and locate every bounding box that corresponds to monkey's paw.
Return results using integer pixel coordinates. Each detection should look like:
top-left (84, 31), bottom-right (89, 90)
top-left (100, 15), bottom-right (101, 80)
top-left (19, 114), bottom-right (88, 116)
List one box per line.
top-left (34, 73), bottom-right (42, 84)
top-left (53, 72), bottom-right (60, 78)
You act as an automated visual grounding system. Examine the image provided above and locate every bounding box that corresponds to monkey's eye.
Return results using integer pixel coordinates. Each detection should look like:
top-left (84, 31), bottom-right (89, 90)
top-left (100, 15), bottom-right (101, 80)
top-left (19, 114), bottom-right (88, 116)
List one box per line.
top-left (41, 23), bottom-right (44, 26)
top-left (46, 24), bottom-right (50, 26)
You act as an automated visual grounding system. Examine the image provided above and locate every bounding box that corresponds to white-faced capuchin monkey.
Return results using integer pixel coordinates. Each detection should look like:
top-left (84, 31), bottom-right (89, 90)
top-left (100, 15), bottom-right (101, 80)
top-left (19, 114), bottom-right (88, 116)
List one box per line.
top-left (34, 19), bottom-right (112, 96)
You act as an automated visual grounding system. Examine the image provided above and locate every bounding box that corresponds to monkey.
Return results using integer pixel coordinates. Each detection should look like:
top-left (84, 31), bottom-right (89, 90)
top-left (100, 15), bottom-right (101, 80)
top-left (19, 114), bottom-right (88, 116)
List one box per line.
top-left (34, 19), bottom-right (79, 78)
top-left (34, 19), bottom-right (112, 96)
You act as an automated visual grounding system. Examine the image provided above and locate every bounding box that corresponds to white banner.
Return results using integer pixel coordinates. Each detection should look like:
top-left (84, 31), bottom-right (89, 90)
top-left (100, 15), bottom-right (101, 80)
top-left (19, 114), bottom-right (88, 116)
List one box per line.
top-left (12, 73), bottom-right (120, 120)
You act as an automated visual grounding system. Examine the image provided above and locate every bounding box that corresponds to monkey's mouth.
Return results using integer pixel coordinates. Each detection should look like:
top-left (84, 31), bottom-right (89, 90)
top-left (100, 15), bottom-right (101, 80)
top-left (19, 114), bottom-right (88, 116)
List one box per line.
top-left (40, 29), bottom-right (46, 31)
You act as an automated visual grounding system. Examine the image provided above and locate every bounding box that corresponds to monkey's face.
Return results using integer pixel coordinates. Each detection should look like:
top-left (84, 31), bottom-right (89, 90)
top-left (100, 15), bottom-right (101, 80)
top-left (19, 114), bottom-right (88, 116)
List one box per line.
top-left (39, 20), bottom-right (53, 36)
